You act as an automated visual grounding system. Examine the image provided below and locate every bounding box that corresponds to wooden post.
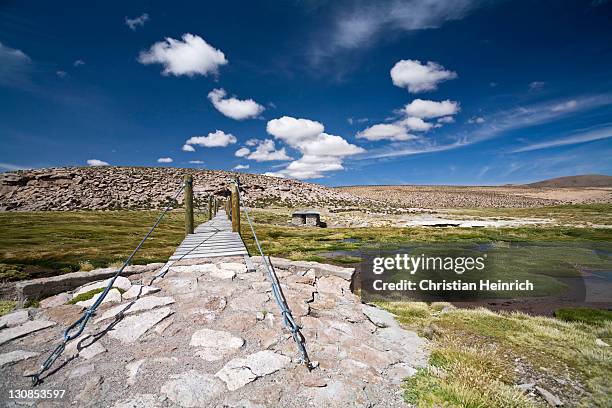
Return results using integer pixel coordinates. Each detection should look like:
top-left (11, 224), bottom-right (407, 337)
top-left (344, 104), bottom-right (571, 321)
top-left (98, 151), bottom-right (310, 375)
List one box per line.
top-left (231, 184), bottom-right (240, 233)
top-left (207, 195), bottom-right (213, 220)
top-left (226, 198), bottom-right (231, 219)
top-left (214, 197), bottom-right (218, 215)
top-left (184, 175), bottom-right (194, 236)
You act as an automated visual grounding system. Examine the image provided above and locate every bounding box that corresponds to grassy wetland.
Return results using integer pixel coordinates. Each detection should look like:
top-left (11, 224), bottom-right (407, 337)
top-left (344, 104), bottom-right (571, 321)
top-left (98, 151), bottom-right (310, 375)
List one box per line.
top-left (0, 205), bottom-right (610, 406)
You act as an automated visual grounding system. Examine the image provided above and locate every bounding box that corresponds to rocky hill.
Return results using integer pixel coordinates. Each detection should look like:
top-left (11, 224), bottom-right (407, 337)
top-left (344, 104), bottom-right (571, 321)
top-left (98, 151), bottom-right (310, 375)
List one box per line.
top-left (527, 174), bottom-right (612, 188)
top-left (0, 167), bottom-right (376, 211)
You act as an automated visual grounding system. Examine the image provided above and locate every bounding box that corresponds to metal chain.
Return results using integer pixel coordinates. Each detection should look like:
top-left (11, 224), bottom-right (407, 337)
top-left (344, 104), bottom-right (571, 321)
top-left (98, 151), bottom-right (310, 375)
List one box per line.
top-left (232, 178), bottom-right (312, 368)
top-left (28, 182), bottom-right (186, 386)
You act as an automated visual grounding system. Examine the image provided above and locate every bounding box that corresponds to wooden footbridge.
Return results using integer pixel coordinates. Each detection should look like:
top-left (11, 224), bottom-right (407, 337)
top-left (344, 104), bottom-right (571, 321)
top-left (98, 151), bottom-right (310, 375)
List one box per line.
top-left (169, 210), bottom-right (248, 260)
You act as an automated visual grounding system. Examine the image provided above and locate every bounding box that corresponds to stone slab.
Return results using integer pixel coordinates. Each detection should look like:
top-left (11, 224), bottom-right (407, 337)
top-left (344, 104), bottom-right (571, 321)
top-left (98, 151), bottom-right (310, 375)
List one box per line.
top-left (0, 320), bottom-right (56, 346)
top-left (108, 307), bottom-right (174, 343)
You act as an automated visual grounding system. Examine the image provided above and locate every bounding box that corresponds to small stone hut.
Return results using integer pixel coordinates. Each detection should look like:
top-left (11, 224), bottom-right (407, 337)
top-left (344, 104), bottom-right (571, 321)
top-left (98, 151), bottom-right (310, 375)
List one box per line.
top-left (291, 210), bottom-right (323, 227)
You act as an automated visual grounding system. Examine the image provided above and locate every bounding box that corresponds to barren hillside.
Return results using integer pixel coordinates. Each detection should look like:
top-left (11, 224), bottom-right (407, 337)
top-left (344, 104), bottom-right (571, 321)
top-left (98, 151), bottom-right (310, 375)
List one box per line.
top-left (337, 184), bottom-right (612, 208)
top-left (0, 167), bottom-right (378, 211)
top-left (527, 174), bottom-right (612, 188)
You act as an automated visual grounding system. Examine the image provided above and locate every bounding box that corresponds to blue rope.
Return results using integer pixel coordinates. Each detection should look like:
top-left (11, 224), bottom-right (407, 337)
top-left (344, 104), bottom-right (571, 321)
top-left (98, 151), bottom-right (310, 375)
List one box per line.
top-left (233, 179), bottom-right (312, 368)
top-left (29, 182), bottom-right (186, 385)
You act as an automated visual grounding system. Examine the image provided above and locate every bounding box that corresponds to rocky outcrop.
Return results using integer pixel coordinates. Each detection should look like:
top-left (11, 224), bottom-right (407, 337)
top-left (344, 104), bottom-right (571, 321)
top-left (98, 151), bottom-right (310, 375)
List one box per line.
top-left (0, 167), bottom-right (379, 211)
top-left (0, 257), bottom-right (429, 407)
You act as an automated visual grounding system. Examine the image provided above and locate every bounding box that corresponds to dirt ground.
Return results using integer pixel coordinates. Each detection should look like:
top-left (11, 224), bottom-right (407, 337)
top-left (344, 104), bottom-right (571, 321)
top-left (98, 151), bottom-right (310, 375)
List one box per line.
top-left (337, 185), bottom-right (612, 208)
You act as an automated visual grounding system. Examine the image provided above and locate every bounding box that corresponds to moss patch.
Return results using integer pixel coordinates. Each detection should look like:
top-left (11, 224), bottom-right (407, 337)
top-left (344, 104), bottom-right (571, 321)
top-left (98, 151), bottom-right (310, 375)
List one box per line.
top-left (554, 307), bottom-right (612, 326)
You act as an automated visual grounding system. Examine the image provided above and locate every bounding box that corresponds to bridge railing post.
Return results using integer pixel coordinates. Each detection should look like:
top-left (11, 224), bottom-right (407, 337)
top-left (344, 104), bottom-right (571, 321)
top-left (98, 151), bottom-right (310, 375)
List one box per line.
top-left (184, 175), bottom-right (194, 236)
top-left (231, 183), bottom-right (240, 233)
top-left (208, 195), bottom-right (213, 220)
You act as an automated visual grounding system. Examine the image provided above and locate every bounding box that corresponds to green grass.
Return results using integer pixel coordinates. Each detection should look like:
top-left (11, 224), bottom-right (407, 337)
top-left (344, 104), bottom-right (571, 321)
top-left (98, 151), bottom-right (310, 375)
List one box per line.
top-left (452, 204), bottom-right (612, 226)
top-left (0, 300), bottom-right (16, 316)
top-left (67, 287), bottom-right (126, 304)
top-left (0, 210), bottom-right (207, 281)
top-left (554, 307), bottom-right (612, 326)
top-left (379, 302), bottom-right (612, 407)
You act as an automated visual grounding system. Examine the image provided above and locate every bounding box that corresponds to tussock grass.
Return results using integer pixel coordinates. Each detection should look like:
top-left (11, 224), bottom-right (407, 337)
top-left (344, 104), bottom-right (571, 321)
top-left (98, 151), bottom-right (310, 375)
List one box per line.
top-left (381, 302), bottom-right (612, 407)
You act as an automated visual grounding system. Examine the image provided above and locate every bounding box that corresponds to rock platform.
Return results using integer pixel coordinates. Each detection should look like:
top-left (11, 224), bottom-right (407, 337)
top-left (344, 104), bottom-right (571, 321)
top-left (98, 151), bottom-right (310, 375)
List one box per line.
top-left (0, 257), bottom-right (428, 407)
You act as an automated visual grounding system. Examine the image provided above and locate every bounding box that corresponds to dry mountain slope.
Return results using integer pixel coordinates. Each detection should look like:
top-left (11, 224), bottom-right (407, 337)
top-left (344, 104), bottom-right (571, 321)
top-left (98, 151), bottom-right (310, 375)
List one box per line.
top-left (527, 174), bottom-right (612, 188)
top-left (0, 167), bottom-right (376, 211)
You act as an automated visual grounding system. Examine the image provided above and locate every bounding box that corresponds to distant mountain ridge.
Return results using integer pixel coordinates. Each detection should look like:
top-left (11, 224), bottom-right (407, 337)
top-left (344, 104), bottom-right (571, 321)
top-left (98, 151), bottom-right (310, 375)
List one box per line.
top-left (527, 174), bottom-right (612, 188)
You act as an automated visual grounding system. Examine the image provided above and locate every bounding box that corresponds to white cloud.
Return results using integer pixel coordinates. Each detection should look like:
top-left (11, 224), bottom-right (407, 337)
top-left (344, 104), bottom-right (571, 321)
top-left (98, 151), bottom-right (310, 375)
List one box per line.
top-left (529, 81), bottom-right (545, 91)
top-left (125, 13), bottom-right (149, 31)
top-left (87, 159), bottom-right (109, 166)
top-left (0, 42), bottom-right (31, 86)
top-left (356, 123), bottom-right (414, 141)
top-left (189, 160), bottom-right (204, 164)
top-left (138, 33), bottom-right (227, 77)
top-left (266, 116), bottom-right (324, 144)
top-left (512, 125), bottom-right (612, 153)
top-left (313, 0), bottom-right (483, 60)
top-left (208, 88), bottom-right (264, 120)
top-left (265, 116), bottom-right (364, 179)
top-left (74, 59), bottom-right (85, 67)
top-left (266, 155), bottom-right (345, 179)
top-left (56, 70), bottom-right (67, 78)
top-left (300, 133), bottom-right (365, 156)
top-left (550, 100), bottom-right (578, 112)
top-left (247, 139), bottom-right (292, 162)
top-left (182, 144), bottom-right (196, 152)
top-left (468, 116), bottom-right (485, 124)
top-left (185, 130), bottom-right (237, 148)
top-left (390, 59), bottom-right (457, 93)
top-left (245, 138), bottom-right (258, 146)
top-left (235, 147), bottom-right (250, 157)
top-left (404, 99), bottom-right (460, 118)
top-left (157, 157), bottom-right (173, 163)
top-left (399, 116), bottom-right (433, 131)
top-left (437, 116), bottom-right (455, 123)
top-left (233, 164), bottom-right (250, 170)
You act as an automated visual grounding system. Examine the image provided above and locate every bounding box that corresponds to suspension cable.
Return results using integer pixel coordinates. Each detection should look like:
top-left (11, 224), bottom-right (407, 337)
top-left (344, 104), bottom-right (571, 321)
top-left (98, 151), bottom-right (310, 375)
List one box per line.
top-left (29, 182), bottom-right (186, 386)
top-left (232, 178), bottom-right (312, 369)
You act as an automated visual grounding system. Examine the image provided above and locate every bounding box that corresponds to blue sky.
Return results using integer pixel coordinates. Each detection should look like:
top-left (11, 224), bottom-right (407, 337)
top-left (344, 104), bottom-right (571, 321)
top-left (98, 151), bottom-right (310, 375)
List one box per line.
top-left (1, 0), bottom-right (611, 185)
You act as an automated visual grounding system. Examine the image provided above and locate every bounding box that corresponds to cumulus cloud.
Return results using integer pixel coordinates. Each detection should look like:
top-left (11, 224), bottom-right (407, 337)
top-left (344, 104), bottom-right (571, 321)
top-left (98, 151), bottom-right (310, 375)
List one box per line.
top-left (266, 155), bottom-right (345, 180)
top-left (266, 116), bottom-right (324, 144)
top-left (73, 59), bottom-right (85, 67)
top-left (404, 99), bottom-right (460, 118)
top-left (208, 88), bottom-right (264, 120)
top-left (157, 157), bottom-right (173, 163)
top-left (87, 159), bottom-right (109, 166)
top-left (138, 34), bottom-right (227, 77)
top-left (185, 130), bottom-right (237, 148)
top-left (182, 144), bottom-right (196, 152)
top-left (247, 139), bottom-right (292, 162)
top-left (245, 139), bottom-right (258, 146)
top-left (189, 160), bottom-right (204, 164)
top-left (125, 13), bottom-right (149, 31)
top-left (233, 164), bottom-right (250, 170)
top-left (390, 59), bottom-right (457, 93)
top-left (437, 116), bottom-right (455, 123)
top-left (356, 123), bottom-right (414, 141)
top-left (234, 147), bottom-right (250, 157)
top-left (265, 116), bottom-right (364, 179)
top-left (56, 70), bottom-right (67, 78)
top-left (399, 116), bottom-right (434, 131)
